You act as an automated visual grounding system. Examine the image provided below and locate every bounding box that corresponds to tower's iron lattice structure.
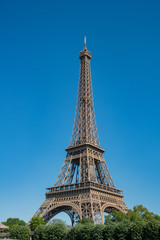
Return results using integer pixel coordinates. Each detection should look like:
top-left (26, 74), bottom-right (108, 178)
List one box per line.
top-left (31, 38), bottom-right (128, 225)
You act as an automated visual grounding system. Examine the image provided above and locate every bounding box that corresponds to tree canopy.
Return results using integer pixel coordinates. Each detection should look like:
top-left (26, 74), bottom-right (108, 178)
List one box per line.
top-left (10, 225), bottom-right (30, 240)
top-left (77, 218), bottom-right (94, 225)
top-left (2, 218), bottom-right (26, 228)
top-left (29, 216), bottom-right (45, 231)
top-left (104, 205), bottom-right (160, 224)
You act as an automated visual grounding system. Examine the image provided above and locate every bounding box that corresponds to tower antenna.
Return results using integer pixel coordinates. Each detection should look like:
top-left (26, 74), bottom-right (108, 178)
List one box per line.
top-left (84, 36), bottom-right (86, 49)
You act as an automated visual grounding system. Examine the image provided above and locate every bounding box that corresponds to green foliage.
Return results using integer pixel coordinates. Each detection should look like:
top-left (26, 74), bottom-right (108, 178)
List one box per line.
top-left (2, 218), bottom-right (26, 228)
top-left (126, 209), bottom-right (142, 222)
top-left (143, 220), bottom-right (160, 240)
top-left (133, 204), bottom-right (155, 222)
top-left (77, 218), bottom-right (94, 225)
top-left (34, 222), bottom-right (68, 240)
top-left (77, 224), bottom-right (94, 240)
top-left (68, 218), bottom-right (94, 240)
top-left (47, 218), bottom-right (66, 225)
top-left (91, 224), bottom-right (104, 240)
top-left (154, 214), bottom-right (160, 221)
top-left (129, 220), bottom-right (145, 240)
top-left (114, 220), bottom-right (131, 240)
top-left (65, 225), bottom-right (80, 240)
top-left (66, 223), bottom-right (94, 240)
top-left (10, 225), bottom-right (30, 240)
top-left (30, 217), bottom-right (45, 231)
top-left (104, 205), bottom-right (160, 225)
top-left (0, 228), bottom-right (9, 233)
top-left (103, 223), bottom-right (116, 240)
top-left (104, 210), bottom-right (126, 224)
top-left (104, 214), bottom-right (112, 224)
top-left (45, 222), bottom-right (68, 240)
top-left (34, 225), bottom-right (46, 240)
top-left (112, 210), bottom-right (126, 223)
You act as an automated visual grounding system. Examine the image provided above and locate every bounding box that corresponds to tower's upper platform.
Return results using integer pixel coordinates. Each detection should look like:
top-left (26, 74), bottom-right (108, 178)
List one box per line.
top-left (79, 36), bottom-right (91, 59)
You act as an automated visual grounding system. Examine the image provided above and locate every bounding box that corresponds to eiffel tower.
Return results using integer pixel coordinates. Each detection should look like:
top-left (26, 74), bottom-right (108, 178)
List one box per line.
top-left (31, 37), bottom-right (128, 225)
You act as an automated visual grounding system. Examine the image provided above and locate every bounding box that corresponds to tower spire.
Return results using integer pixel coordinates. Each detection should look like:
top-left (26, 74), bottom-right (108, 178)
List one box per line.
top-left (84, 36), bottom-right (86, 49)
top-left (70, 39), bottom-right (100, 147)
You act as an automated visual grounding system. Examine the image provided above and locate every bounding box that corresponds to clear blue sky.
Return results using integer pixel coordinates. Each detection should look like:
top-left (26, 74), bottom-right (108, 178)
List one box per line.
top-left (0, 0), bottom-right (160, 224)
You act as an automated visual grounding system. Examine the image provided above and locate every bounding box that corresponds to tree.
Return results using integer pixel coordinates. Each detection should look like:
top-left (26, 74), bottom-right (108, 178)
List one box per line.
top-left (129, 220), bottom-right (145, 240)
top-left (104, 211), bottom-right (126, 224)
top-left (66, 223), bottom-right (94, 240)
top-left (2, 218), bottom-right (26, 228)
top-left (126, 209), bottom-right (142, 222)
top-left (47, 218), bottom-right (66, 225)
top-left (112, 210), bottom-right (126, 223)
top-left (133, 205), bottom-right (155, 221)
top-left (154, 214), bottom-right (160, 221)
top-left (10, 225), bottom-right (30, 240)
top-left (104, 205), bottom-right (160, 225)
top-left (34, 225), bottom-right (46, 240)
top-left (44, 222), bottom-right (68, 240)
top-left (30, 217), bottom-right (45, 231)
top-left (77, 218), bottom-right (94, 225)
top-left (104, 214), bottom-right (112, 224)
top-left (34, 222), bottom-right (68, 240)
top-left (143, 220), bottom-right (160, 240)
top-left (114, 220), bottom-right (131, 240)
top-left (65, 225), bottom-right (80, 240)
top-left (91, 224), bottom-right (104, 240)
top-left (75, 224), bottom-right (94, 240)
top-left (103, 223), bottom-right (116, 240)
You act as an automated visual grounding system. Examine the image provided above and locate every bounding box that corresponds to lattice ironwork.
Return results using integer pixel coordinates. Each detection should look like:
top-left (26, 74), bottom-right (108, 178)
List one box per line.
top-left (70, 43), bottom-right (100, 147)
top-left (30, 38), bottom-right (128, 225)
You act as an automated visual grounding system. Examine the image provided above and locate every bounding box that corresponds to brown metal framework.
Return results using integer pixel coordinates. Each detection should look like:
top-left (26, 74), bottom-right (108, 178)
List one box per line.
top-left (30, 38), bottom-right (128, 225)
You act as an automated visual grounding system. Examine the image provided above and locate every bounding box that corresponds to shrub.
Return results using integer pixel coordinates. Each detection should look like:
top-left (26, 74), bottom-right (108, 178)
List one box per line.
top-left (103, 223), bottom-right (116, 240)
top-left (78, 218), bottom-right (94, 225)
top-left (44, 223), bottom-right (68, 240)
top-left (2, 218), bottom-right (26, 228)
top-left (66, 223), bottom-right (94, 240)
top-left (112, 210), bottom-right (126, 223)
top-left (91, 224), bottom-right (104, 240)
top-left (129, 220), bottom-right (145, 240)
top-left (10, 225), bottom-right (30, 240)
top-left (143, 220), bottom-right (160, 240)
top-left (114, 220), bottom-right (131, 240)
top-left (34, 222), bottom-right (68, 240)
top-left (30, 217), bottom-right (45, 231)
top-left (34, 225), bottom-right (46, 240)
top-left (65, 225), bottom-right (80, 240)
